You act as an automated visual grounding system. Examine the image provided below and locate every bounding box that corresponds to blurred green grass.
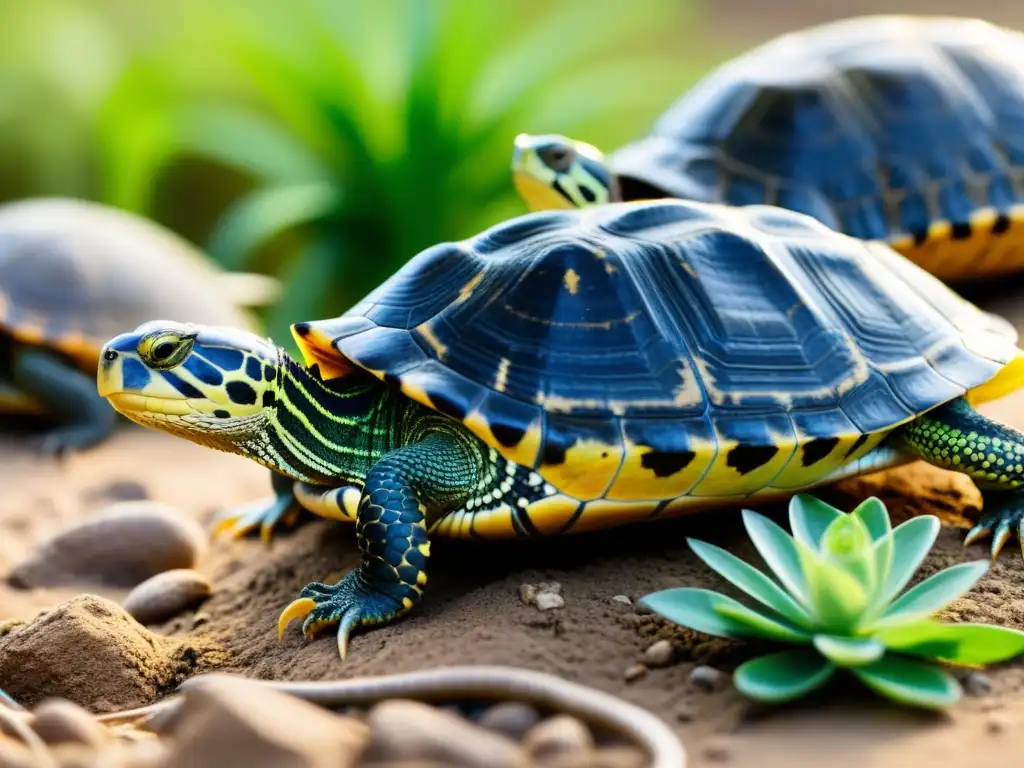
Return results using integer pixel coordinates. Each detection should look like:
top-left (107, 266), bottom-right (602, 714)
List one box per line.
top-left (0, 0), bottom-right (729, 348)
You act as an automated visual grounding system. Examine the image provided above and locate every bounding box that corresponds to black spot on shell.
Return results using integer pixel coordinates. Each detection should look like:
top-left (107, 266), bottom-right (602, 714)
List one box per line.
top-left (993, 214), bottom-right (1012, 235)
top-left (541, 439), bottom-right (569, 467)
top-left (846, 433), bottom-right (871, 458)
top-left (383, 373), bottom-right (402, 390)
top-left (264, 364), bottom-right (275, 382)
top-left (801, 437), bottom-right (839, 467)
top-left (727, 444), bottom-right (779, 475)
top-left (213, 409), bottom-right (230, 419)
top-left (226, 381), bottom-right (257, 405)
top-left (428, 391), bottom-right (467, 421)
top-left (491, 423), bottom-right (526, 448)
top-left (950, 222), bottom-right (972, 240)
top-left (641, 450), bottom-right (696, 478)
top-left (912, 229), bottom-right (929, 246)
top-left (245, 356), bottom-right (263, 382)
top-left (262, 390), bottom-right (276, 407)
top-left (293, 323), bottom-right (311, 337)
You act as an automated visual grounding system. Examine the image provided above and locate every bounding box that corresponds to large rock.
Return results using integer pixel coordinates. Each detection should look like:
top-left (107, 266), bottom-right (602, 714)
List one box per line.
top-left (0, 595), bottom-right (221, 712)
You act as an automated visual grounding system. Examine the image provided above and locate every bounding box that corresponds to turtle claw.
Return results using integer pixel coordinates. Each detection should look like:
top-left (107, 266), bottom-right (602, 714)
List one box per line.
top-left (212, 495), bottom-right (300, 544)
top-left (275, 568), bottom-right (407, 660)
top-left (963, 499), bottom-right (1024, 560)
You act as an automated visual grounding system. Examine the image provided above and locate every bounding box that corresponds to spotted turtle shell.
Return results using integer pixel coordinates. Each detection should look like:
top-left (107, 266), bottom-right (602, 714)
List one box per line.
top-left (294, 200), bottom-right (1021, 533)
top-left (608, 16), bottom-right (1024, 280)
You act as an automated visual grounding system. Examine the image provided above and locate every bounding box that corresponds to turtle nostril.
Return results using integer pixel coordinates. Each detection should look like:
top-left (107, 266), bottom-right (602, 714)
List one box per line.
top-left (103, 349), bottom-right (118, 361)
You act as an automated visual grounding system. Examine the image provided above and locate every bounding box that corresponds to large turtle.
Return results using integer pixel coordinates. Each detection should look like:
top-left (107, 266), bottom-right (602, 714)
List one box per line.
top-left (512, 15), bottom-right (1024, 282)
top-left (0, 197), bottom-right (278, 453)
top-left (98, 199), bottom-right (1024, 659)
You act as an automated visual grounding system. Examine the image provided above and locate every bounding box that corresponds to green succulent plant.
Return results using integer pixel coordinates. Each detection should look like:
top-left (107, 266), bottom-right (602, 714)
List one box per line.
top-left (640, 494), bottom-right (1024, 709)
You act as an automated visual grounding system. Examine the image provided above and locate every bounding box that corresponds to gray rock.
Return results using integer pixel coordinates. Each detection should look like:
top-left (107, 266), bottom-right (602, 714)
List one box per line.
top-left (689, 665), bottom-right (725, 692)
top-left (30, 697), bottom-right (110, 747)
top-left (477, 701), bottom-right (542, 740)
top-left (522, 714), bottom-right (594, 764)
top-left (8, 501), bottom-right (206, 588)
top-left (624, 663), bottom-right (647, 683)
top-left (122, 569), bottom-right (212, 625)
top-left (166, 675), bottom-right (369, 768)
top-left (365, 699), bottom-right (521, 768)
top-left (642, 639), bottom-right (674, 668)
top-left (964, 671), bottom-right (992, 697)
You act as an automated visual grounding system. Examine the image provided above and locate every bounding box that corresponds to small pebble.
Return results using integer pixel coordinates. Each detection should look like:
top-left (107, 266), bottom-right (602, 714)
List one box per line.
top-left (366, 699), bottom-right (521, 768)
top-left (703, 737), bottom-right (731, 762)
top-left (522, 714), bottom-right (594, 763)
top-left (8, 501), bottom-right (206, 588)
top-left (987, 713), bottom-right (1009, 734)
top-left (122, 569), bottom-right (213, 625)
top-left (519, 584), bottom-right (538, 605)
top-left (633, 602), bottom-right (653, 615)
top-left (477, 701), bottom-right (542, 740)
top-left (624, 663), bottom-right (647, 682)
top-left (689, 665), bottom-right (725, 692)
top-left (642, 639), bottom-right (674, 668)
top-left (83, 480), bottom-right (150, 504)
top-left (964, 671), bottom-right (992, 697)
top-left (30, 698), bottom-right (110, 747)
top-left (192, 612), bottom-right (211, 628)
top-left (535, 592), bottom-right (565, 611)
top-left (675, 705), bottom-right (696, 723)
top-left (611, 595), bottom-right (632, 606)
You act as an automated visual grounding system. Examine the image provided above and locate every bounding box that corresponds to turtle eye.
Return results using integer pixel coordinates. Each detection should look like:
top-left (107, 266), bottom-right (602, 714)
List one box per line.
top-left (140, 333), bottom-right (194, 369)
top-left (538, 145), bottom-right (576, 174)
top-left (153, 342), bottom-right (176, 360)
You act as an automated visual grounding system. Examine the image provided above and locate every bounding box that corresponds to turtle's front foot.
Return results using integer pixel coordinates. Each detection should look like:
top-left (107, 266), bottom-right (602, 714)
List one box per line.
top-left (277, 566), bottom-right (416, 659)
top-left (213, 471), bottom-right (301, 544)
top-left (964, 491), bottom-right (1024, 559)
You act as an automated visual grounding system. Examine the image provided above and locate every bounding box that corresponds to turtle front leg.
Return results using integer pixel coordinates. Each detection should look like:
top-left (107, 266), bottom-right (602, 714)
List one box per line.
top-left (13, 345), bottom-right (116, 454)
top-left (214, 471), bottom-right (362, 543)
top-left (277, 432), bottom-right (476, 659)
top-left (896, 396), bottom-right (1024, 557)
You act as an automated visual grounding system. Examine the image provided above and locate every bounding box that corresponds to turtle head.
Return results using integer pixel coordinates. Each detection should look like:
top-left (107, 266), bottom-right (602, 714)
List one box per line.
top-left (97, 320), bottom-right (280, 453)
top-left (512, 133), bottom-right (616, 211)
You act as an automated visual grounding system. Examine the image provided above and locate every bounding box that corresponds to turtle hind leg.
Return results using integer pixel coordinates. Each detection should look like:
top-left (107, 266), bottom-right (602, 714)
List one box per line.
top-left (12, 345), bottom-right (116, 454)
top-left (896, 396), bottom-right (1024, 558)
top-left (278, 431), bottom-right (478, 659)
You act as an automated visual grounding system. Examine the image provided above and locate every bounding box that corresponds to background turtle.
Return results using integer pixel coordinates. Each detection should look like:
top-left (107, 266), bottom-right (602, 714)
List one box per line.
top-left (512, 15), bottom-right (1024, 282)
top-left (0, 197), bottom-right (279, 453)
top-left (98, 199), bottom-right (1024, 659)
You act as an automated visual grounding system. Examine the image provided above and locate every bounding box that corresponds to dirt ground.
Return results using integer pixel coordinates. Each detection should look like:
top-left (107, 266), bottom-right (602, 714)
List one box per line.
top-left (2, 279), bottom-right (1024, 766)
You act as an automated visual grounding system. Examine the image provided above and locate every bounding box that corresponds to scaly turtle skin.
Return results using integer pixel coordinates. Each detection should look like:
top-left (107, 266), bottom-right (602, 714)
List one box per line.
top-left (0, 197), bottom-right (278, 454)
top-left (512, 15), bottom-right (1024, 282)
top-left (98, 199), bottom-right (1024, 659)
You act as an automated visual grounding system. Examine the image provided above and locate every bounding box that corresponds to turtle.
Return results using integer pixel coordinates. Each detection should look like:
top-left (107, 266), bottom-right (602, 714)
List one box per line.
top-left (0, 197), bottom-right (280, 453)
top-left (511, 15), bottom-right (1024, 282)
top-left (97, 198), bottom-right (1024, 660)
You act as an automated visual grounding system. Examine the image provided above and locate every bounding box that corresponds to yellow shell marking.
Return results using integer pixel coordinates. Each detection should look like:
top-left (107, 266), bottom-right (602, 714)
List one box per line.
top-left (888, 206), bottom-right (1024, 281)
top-left (522, 494), bottom-right (581, 536)
top-left (291, 324), bottom-right (355, 381)
top-left (690, 433), bottom-right (798, 497)
top-left (538, 438), bottom-right (623, 501)
top-left (967, 348), bottom-right (1024, 406)
top-left (605, 439), bottom-right (717, 501)
top-left (568, 499), bottom-right (660, 535)
top-left (769, 431), bottom-right (888, 490)
top-left (462, 410), bottom-right (543, 469)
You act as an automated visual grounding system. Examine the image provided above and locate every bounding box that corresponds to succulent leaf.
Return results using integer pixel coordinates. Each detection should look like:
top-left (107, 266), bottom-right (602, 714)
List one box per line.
top-left (638, 588), bottom-right (804, 641)
top-left (741, 510), bottom-right (810, 606)
top-left (812, 634), bottom-right (885, 667)
top-left (877, 560), bottom-right (989, 626)
top-left (875, 620), bottom-right (1024, 665)
top-left (733, 650), bottom-right (835, 703)
top-left (851, 497), bottom-right (892, 542)
top-left (788, 494), bottom-right (843, 550)
top-left (794, 536), bottom-right (869, 632)
top-left (687, 538), bottom-right (814, 628)
top-left (852, 656), bottom-right (961, 709)
top-left (874, 516), bottom-right (940, 607)
top-left (819, 514), bottom-right (876, 592)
